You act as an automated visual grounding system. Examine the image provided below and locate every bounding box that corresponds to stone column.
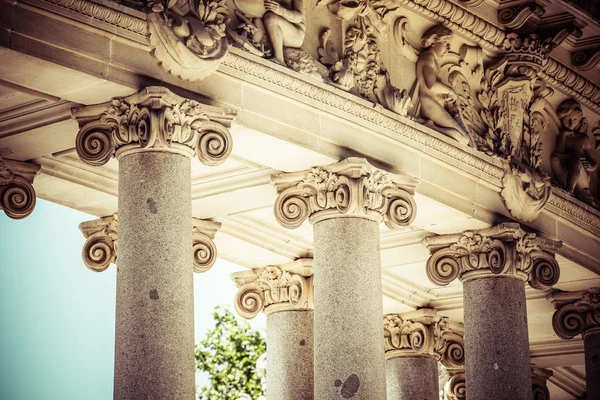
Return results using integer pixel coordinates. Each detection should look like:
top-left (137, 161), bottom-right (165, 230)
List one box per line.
top-left (273, 158), bottom-right (418, 400)
top-left (531, 366), bottom-right (553, 400)
top-left (383, 309), bottom-right (464, 400)
top-left (424, 223), bottom-right (561, 400)
top-left (0, 156), bottom-right (39, 219)
top-left (232, 259), bottom-right (314, 400)
top-left (73, 87), bottom-right (235, 400)
top-left (550, 288), bottom-right (600, 400)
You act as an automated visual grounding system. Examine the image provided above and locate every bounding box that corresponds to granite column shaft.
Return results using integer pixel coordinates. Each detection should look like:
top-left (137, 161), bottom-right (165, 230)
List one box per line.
top-left (584, 328), bottom-right (600, 400)
top-left (386, 356), bottom-right (439, 400)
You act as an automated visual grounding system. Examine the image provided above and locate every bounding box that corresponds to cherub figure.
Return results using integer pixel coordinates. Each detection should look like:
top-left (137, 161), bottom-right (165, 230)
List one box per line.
top-left (551, 99), bottom-right (598, 204)
top-left (415, 25), bottom-right (470, 146)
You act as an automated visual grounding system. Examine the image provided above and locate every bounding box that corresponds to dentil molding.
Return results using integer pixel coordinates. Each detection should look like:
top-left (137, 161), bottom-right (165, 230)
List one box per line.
top-left (0, 157), bottom-right (40, 220)
top-left (272, 157), bottom-right (418, 229)
top-left (423, 223), bottom-right (562, 288)
top-left (72, 86), bottom-right (236, 166)
top-left (78, 214), bottom-right (222, 272)
top-left (231, 259), bottom-right (313, 319)
top-left (383, 308), bottom-right (465, 369)
top-left (549, 287), bottom-right (600, 339)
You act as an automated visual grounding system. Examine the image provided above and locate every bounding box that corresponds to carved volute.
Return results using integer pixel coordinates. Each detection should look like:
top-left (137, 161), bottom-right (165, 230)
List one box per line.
top-left (0, 157), bottom-right (39, 220)
top-left (550, 288), bottom-right (600, 340)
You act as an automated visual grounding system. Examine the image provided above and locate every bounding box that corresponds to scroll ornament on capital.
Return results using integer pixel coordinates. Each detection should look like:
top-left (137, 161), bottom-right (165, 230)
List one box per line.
top-left (383, 312), bottom-right (465, 369)
top-left (0, 157), bottom-right (39, 220)
top-left (78, 214), bottom-right (221, 273)
top-left (424, 223), bottom-right (561, 288)
top-left (72, 87), bottom-right (236, 166)
top-left (272, 158), bottom-right (418, 229)
top-left (444, 372), bottom-right (466, 400)
top-left (232, 262), bottom-right (313, 319)
top-left (551, 288), bottom-right (600, 340)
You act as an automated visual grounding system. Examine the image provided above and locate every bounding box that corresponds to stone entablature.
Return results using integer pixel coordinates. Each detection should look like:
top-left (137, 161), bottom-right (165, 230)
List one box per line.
top-left (78, 214), bottom-right (221, 272)
top-left (72, 87), bottom-right (236, 166)
top-left (423, 223), bottom-right (561, 288)
top-left (0, 157), bottom-right (39, 220)
top-left (231, 259), bottom-right (313, 318)
top-left (383, 309), bottom-right (464, 369)
top-left (550, 287), bottom-right (600, 339)
top-left (272, 158), bottom-right (418, 229)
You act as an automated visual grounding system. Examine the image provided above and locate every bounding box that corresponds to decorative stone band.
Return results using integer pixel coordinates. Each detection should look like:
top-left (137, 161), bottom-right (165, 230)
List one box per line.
top-left (0, 157), bottom-right (40, 220)
top-left (231, 259), bottom-right (314, 319)
top-left (383, 309), bottom-right (465, 369)
top-left (72, 86), bottom-right (236, 166)
top-left (532, 366), bottom-right (553, 400)
top-left (549, 288), bottom-right (600, 340)
top-left (78, 214), bottom-right (222, 273)
top-left (272, 157), bottom-right (418, 229)
top-left (443, 370), bottom-right (466, 400)
top-left (423, 223), bottom-right (561, 288)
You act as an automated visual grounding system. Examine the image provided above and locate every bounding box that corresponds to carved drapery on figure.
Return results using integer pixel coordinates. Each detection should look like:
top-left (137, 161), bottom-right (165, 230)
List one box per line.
top-left (271, 157), bottom-right (418, 229)
top-left (79, 214), bottom-right (222, 272)
top-left (383, 309), bottom-right (465, 368)
top-left (531, 366), bottom-right (553, 400)
top-left (550, 288), bottom-right (600, 339)
top-left (231, 259), bottom-right (313, 319)
top-left (0, 157), bottom-right (39, 220)
top-left (423, 223), bottom-right (561, 288)
top-left (72, 87), bottom-right (236, 166)
top-left (550, 98), bottom-right (599, 207)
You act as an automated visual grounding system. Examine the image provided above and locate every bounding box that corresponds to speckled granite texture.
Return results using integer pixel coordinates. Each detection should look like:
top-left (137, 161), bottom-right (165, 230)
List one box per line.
top-left (584, 329), bottom-right (600, 400)
top-left (386, 356), bottom-right (439, 400)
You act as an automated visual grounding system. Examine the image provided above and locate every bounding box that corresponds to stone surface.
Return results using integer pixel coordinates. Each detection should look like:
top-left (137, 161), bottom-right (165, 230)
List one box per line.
top-left (463, 276), bottom-right (533, 400)
top-left (114, 151), bottom-right (194, 400)
top-left (584, 329), bottom-right (600, 400)
top-left (313, 217), bottom-right (386, 400)
top-left (386, 356), bottom-right (439, 400)
top-left (266, 310), bottom-right (314, 400)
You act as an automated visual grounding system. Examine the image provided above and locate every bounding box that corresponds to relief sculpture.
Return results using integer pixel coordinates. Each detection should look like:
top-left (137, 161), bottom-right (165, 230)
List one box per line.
top-left (551, 99), bottom-right (599, 206)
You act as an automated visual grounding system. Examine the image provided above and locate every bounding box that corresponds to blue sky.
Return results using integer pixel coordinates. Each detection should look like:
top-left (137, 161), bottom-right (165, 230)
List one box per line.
top-left (0, 199), bottom-right (265, 400)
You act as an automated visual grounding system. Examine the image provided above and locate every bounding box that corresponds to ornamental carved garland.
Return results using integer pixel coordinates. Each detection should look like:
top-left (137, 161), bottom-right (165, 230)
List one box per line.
top-left (272, 158), bottom-right (417, 229)
top-left (232, 265), bottom-right (313, 319)
top-left (73, 87), bottom-right (235, 166)
top-left (0, 157), bottom-right (38, 220)
top-left (78, 214), bottom-right (221, 273)
top-left (383, 312), bottom-right (465, 368)
top-left (552, 288), bottom-right (600, 339)
top-left (424, 223), bottom-right (561, 288)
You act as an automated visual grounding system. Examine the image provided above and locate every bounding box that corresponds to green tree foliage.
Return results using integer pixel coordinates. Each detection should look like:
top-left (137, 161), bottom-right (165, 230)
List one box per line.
top-left (195, 306), bottom-right (266, 400)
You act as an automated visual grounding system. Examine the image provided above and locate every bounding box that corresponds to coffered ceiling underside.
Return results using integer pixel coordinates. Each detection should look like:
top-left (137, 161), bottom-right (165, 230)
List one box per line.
top-left (1, 58), bottom-right (598, 400)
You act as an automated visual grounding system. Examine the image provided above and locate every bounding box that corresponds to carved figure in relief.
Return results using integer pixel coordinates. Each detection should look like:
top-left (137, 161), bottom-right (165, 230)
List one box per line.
top-left (415, 25), bottom-right (471, 146)
top-left (551, 99), bottom-right (598, 205)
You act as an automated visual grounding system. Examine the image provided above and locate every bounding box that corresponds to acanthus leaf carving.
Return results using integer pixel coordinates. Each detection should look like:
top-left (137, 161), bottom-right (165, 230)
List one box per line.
top-left (551, 287), bottom-right (600, 339)
top-left (272, 158), bottom-right (417, 229)
top-left (73, 87), bottom-right (235, 166)
top-left (0, 157), bottom-right (39, 220)
top-left (231, 260), bottom-right (313, 319)
top-left (423, 223), bottom-right (561, 287)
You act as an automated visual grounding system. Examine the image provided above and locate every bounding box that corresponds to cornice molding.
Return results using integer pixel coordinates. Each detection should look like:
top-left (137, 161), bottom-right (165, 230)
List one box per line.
top-left (546, 189), bottom-right (600, 233)
top-left (383, 309), bottom-right (465, 369)
top-left (423, 223), bottom-right (562, 287)
top-left (549, 287), bottom-right (600, 339)
top-left (72, 86), bottom-right (236, 165)
top-left (0, 157), bottom-right (40, 219)
top-left (231, 259), bottom-right (314, 319)
top-left (78, 214), bottom-right (222, 272)
top-left (271, 157), bottom-right (418, 229)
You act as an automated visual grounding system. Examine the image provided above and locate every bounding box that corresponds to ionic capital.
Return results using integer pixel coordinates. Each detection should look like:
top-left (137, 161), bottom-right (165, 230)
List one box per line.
top-left (231, 259), bottom-right (314, 319)
top-left (383, 309), bottom-right (464, 368)
top-left (72, 87), bottom-right (236, 166)
top-left (272, 158), bottom-right (418, 229)
top-left (78, 214), bottom-right (221, 273)
top-left (443, 370), bottom-right (466, 400)
top-left (0, 157), bottom-right (39, 220)
top-left (423, 223), bottom-right (561, 288)
top-left (531, 366), bottom-right (553, 400)
top-left (549, 288), bottom-right (600, 340)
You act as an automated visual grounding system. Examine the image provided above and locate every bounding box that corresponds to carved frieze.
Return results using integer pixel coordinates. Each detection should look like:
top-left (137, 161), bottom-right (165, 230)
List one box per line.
top-left (79, 214), bottom-right (222, 272)
top-left (272, 157), bottom-right (418, 229)
top-left (423, 223), bottom-right (561, 288)
top-left (383, 309), bottom-right (465, 369)
top-left (550, 288), bottom-right (600, 339)
top-left (0, 157), bottom-right (40, 220)
top-left (231, 259), bottom-right (313, 319)
top-left (72, 87), bottom-right (236, 166)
